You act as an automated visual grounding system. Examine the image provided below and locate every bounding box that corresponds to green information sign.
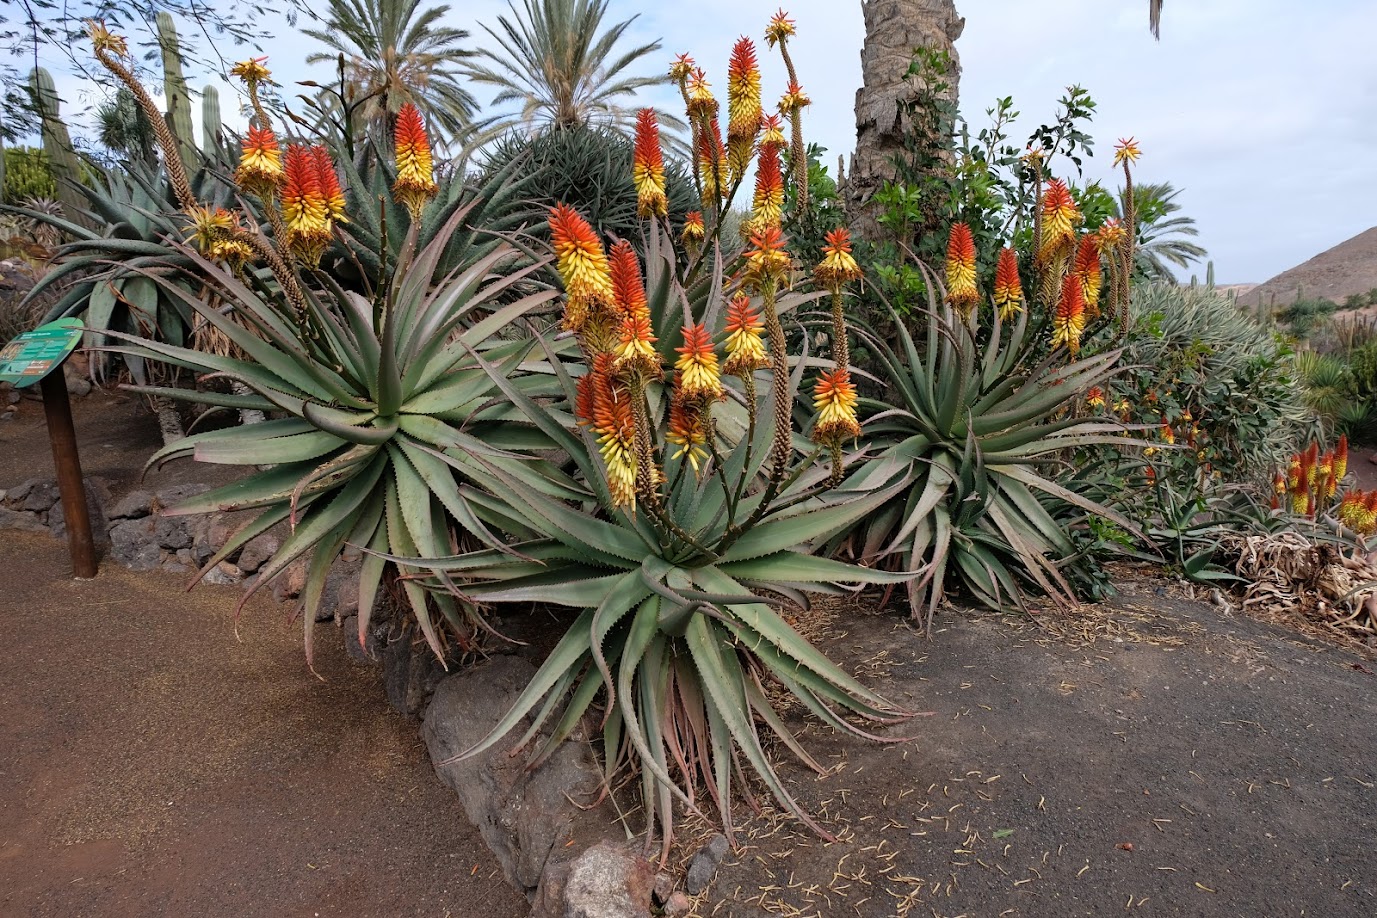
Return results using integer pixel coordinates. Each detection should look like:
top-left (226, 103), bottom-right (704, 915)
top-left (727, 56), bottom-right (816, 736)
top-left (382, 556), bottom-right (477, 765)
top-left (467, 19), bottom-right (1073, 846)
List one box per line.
top-left (0, 318), bottom-right (84, 388)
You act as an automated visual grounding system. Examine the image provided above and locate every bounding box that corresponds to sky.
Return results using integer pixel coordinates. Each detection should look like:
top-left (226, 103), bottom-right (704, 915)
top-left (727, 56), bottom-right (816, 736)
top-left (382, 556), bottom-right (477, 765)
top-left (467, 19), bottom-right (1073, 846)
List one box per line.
top-left (13, 0), bottom-right (1377, 284)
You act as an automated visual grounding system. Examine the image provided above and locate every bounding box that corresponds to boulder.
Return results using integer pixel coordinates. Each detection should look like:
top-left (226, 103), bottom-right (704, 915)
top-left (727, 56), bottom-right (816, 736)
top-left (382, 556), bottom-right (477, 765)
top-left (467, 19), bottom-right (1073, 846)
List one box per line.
top-left (558, 841), bottom-right (654, 918)
top-left (0, 507), bottom-right (48, 533)
top-left (684, 833), bottom-right (730, 896)
top-left (108, 489), bottom-right (154, 520)
top-left (153, 514), bottom-right (193, 551)
top-left (203, 561), bottom-right (243, 586)
top-left (47, 480), bottom-right (111, 548)
top-left (235, 533), bottom-right (279, 574)
top-left (382, 625), bottom-right (448, 716)
top-left (423, 656), bottom-right (605, 896)
top-left (20, 480), bottom-right (60, 514)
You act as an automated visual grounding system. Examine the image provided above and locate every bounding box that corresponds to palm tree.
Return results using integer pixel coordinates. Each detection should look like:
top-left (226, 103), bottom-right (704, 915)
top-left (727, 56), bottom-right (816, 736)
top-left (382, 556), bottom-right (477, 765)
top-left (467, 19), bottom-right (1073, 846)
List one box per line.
top-left (466, 0), bottom-right (677, 135)
top-left (303, 0), bottom-right (478, 141)
top-left (1113, 181), bottom-right (1207, 282)
top-left (1151, 1), bottom-right (1164, 39)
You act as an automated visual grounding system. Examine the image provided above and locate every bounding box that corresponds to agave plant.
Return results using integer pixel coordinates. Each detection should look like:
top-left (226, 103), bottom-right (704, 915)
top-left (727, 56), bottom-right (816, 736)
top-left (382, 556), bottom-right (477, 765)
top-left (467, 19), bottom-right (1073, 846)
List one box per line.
top-left (108, 205), bottom-right (561, 666)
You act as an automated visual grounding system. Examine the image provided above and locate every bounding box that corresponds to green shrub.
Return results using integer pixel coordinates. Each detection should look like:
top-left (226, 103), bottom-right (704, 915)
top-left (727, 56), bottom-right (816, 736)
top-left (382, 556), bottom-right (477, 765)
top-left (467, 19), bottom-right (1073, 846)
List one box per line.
top-left (2, 147), bottom-right (56, 204)
top-left (1115, 284), bottom-right (1313, 484)
top-left (1276, 297), bottom-right (1338, 338)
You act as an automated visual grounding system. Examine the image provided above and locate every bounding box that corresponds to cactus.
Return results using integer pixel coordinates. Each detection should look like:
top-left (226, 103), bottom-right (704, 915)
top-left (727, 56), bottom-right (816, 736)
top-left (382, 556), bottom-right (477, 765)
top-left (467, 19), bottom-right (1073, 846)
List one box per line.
top-left (1205, 260), bottom-right (1215, 289)
top-left (0, 111), bottom-right (6, 203)
top-left (156, 12), bottom-right (199, 168)
top-left (28, 67), bottom-right (90, 228)
top-left (201, 84), bottom-right (222, 154)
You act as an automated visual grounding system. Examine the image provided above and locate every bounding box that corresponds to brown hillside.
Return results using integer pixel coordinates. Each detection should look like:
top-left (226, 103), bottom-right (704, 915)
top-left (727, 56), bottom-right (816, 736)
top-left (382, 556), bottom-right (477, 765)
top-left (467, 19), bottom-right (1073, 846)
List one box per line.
top-left (1239, 226), bottom-right (1377, 307)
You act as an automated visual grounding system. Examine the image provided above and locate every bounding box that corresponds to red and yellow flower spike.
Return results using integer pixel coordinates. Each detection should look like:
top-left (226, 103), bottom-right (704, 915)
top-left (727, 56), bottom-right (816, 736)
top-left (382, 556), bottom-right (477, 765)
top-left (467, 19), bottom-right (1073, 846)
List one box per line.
top-left (1074, 233), bottom-right (1102, 315)
top-left (746, 141), bottom-right (785, 237)
top-left (726, 37), bottom-right (763, 183)
top-left (669, 53), bottom-right (696, 84)
top-left (281, 144), bottom-right (333, 267)
top-left (681, 211), bottom-right (705, 254)
top-left (814, 228), bottom-right (862, 293)
top-left (686, 67), bottom-right (717, 119)
top-left (812, 368), bottom-right (860, 445)
top-left (944, 223), bottom-right (979, 317)
top-left (675, 322), bottom-right (722, 401)
top-left (393, 103), bottom-right (438, 219)
top-left (1335, 434), bottom-right (1349, 482)
top-left (722, 293), bottom-right (768, 376)
top-left (993, 247), bottom-right (1024, 321)
top-left (632, 109), bottom-right (668, 218)
top-left (1037, 178), bottom-right (1080, 267)
top-left (1087, 387), bottom-right (1105, 410)
top-left (608, 240), bottom-right (660, 377)
top-left (667, 388), bottom-right (709, 473)
top-left (696, 116), bottom-right (726, 206)
top-left (229, 56), bottom-right (272, 88)
top-left (777, 79), bottom-right (810, 115)
top-left (1095, 218), bottom-right (1128, 255)
top-left (312, 145), bottom-right (347, 224)
top-left (86, 20), bottom-right (130, 58)
top-left (585, 354), bottom-right (638, 509)
top-left (1051, 271), bottom-right (1087, 356)
top-left (235, 125), bottom-right (283, 197)
top-left (549, 203), bottom-right (615, 334)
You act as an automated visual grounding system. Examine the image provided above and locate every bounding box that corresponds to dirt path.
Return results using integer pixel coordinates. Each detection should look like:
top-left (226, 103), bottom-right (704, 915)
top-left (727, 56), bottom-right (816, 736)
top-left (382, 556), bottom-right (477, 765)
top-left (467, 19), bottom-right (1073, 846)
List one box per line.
top-left (0, 390), bottom-right (525, 917)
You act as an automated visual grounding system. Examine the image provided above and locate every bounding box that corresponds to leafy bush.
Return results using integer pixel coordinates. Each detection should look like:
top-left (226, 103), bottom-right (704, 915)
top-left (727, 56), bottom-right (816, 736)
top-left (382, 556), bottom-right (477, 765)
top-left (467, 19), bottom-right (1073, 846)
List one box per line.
top-left (2, 147), bottom-right (56, 203)
top-left (1113, 284), bottom-right (1313, 484)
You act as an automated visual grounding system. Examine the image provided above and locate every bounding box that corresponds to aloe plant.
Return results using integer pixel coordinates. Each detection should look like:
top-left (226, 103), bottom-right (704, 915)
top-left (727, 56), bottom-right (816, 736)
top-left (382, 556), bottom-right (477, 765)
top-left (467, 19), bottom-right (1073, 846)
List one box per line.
top-left (106, 205), bottom-right (561, 666)
top-left (839, 274), bottom-right (1139, 626)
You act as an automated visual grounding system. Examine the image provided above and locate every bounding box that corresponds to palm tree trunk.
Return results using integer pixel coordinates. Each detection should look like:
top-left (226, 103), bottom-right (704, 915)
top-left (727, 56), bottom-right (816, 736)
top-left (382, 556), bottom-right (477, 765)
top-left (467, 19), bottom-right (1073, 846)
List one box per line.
top-left (845, 0), bottom-right (965, 243)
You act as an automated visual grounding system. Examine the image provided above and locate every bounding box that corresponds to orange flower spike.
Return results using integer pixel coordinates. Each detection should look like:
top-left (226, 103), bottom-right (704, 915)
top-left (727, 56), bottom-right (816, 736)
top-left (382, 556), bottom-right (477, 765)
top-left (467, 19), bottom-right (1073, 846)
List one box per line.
top-left (1159, 417), bottom-right (1175, 445)
top-left (1286, 455), bottom-right (1302, 495)
top-left (608, 240), bottom-right (647, 319)
top-left (632, 109), bottom-right (668, 218)
top-left (1051, 273), bottom-right (1087, 356)
top-left (726, 37), bottom-right (763, 183)
top-left (814, 228), bottom-right (862, 293)
top-left (616, 312), bottom-right (661, 378)
top-left (696, 116), bottom-right (726, 205)
top-left (1320, 451), bottom-right (1338, 499)
top-left (280, 144), bottom-right (331, 267)
top-left (722, 294), bottom-right (768, 376)
top-left (1038, 178), bottom-right (1080, 266)
top-left (944, 223), bottom-right (979, 317)
top-left (667, 390), bottom-right (709, 473)
top-left (587, 355), bottom-right (638, 509)
top-left (1337, 491), bottom-right (1362, 528)
top-left (393, 103), bottom-right (438, 219)
top-left (608, 241), bottom-right (659, 376)
top-left (812, 368), bottom-right (861, 445)
top-left (1305, 442), bottom-right (1321, 488)
top-left (549, 203), bottom-right (615, 333)
top-left (574, 372), bottom-right (597, 427)
top-left (235, 125), bottom-right (284, 197)
top-left (675, 322), bottom-right (722, 401)
top-left (748, 141), bottom-right (785, 235)
top-left (1096, 218), bottom-right (1128, 254)
top-left (778, 79), bottom-right (811, 115)
top-left (993, 247), bottom-right (1024, 321)
top-left (1074, 234), bottom-right (1102, 313)
top-left (311, 146), bottom-right (348, 224)
top-left (1086, 387), bottom-right (1105, 410)
top-left (1336, 434), bottom-right (1349, 481)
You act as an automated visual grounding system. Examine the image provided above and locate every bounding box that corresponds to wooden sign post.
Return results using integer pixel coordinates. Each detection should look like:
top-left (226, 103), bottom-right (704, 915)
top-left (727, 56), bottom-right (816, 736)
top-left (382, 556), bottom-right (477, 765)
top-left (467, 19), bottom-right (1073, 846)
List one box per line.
top-left (0, 318), bottom-right (97, 579)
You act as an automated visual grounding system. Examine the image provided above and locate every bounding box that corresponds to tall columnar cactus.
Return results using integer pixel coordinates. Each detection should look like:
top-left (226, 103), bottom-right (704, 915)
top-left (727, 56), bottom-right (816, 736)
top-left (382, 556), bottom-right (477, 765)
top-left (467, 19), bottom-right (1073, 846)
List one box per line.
top-left (28, 67), bottom-right (89, 227)
top-left (1205, 259), bottom-right (1216, 290)
top-left (201, 84), bottom-right (222, 155)
top-left (156, 12), bottom-right (198, 168)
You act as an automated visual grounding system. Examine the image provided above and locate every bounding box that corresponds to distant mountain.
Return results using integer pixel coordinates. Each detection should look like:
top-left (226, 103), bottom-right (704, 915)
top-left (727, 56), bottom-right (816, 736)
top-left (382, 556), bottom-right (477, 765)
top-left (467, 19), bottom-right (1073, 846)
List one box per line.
top-left (1239, 227), bottom-right (1377, 307)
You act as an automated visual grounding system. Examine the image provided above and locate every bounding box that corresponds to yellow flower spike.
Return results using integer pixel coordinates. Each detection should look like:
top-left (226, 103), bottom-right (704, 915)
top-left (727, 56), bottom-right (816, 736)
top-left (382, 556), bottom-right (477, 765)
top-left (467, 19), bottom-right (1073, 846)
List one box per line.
top-left (722, 294), bottom-right (769, 376)
top-left (777, 80), bottom-right (811, 115)
top-left (726, 37), bottom-right (763, 184)
top-left (235, 125), bottom-right (284, 197)
top-left (764, 8), bottom-right (796, 47)
top-left (812, 368), bottom-right (861, 445)
top-left (944, 223), bottom-right (979, 317)
top-left (312, 145), bottom-right (348, 224)
top-left (632, 109), bottom-right (668, 219)
top-left (669, 53), bottom-right (696, 84)
top-left (183, 205), bottom-right (235, 254)
top-left (392, 103), bottom-right (438, 219)
top-left (1113, 136), bottom-right (1142, 168)
top-left (609, 240), bottom-right (661, 378)
top-left (86, 20), bottom-right (129, 58)
top-left (1087, 387), bottom-right (1105, 410)
top-left (686, 68), bottom-right (717, 119)
top-left (588, 357), bottom-right (639, 510)
top-left (1037, 178), bottom-right (1080, 267)
top-left (549, 203), bottom-right (615, 334)
top-left (813, 228), bottom-right (861, 293)
top-left (759, 113), bottom-right (787, 151)
top-left (696, 116), bottom-right (726, 205)
top-left (744, 225), bottom-right (791, 289)
top-left (230, 56), bottom-right (272, 87)
top-left (1095, 218), bottom-right (1128, 254)
top-left (667, 388), bottom-right (710, 474)
top-left (675, 322), bottom-right (722, 401)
